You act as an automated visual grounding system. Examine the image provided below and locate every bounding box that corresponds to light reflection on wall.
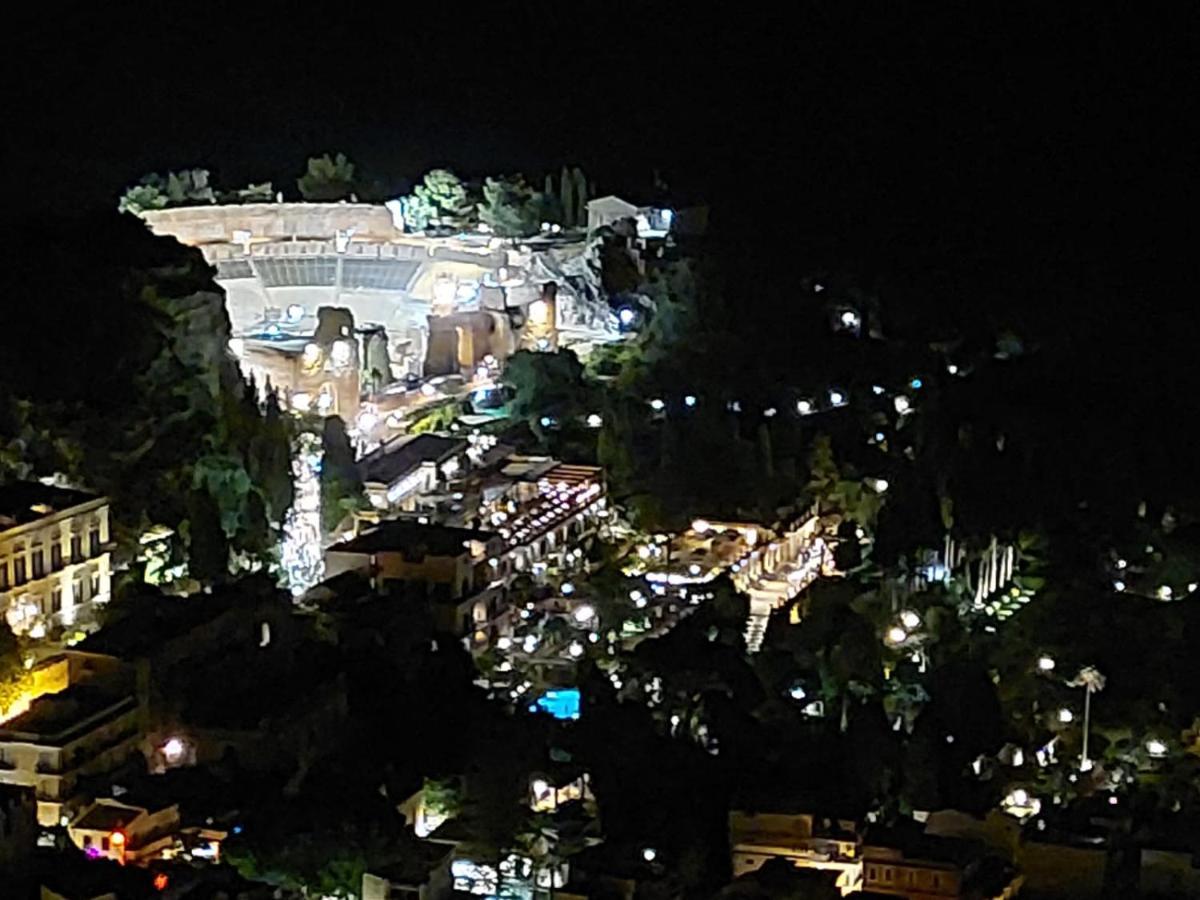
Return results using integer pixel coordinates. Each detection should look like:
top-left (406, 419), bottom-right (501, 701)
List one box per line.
top-left (280, 433), bottom-right (324, 597)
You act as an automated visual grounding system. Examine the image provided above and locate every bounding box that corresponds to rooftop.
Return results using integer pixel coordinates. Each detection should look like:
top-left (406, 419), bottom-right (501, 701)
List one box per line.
top-left (71, 800), bottom-right (146, 833)
top-left (329, 520), bottom-right (495, 558)
top-left (0, 682), bottom-right (135, 745)
top-left (0, 480), bottom-right (101, 530)
top-left (361, 434), bottom-right (467, 486)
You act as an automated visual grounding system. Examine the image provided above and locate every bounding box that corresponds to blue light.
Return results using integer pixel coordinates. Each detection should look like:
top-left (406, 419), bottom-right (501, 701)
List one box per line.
top-left (910, 377), bottom-right (923, 390)
top-left (536, 688), bottom-right (581, 720)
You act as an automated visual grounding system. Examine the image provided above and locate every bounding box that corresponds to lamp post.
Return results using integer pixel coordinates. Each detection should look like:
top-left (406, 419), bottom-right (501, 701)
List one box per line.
top-left (1068, 666), bottom-right (1106, 770)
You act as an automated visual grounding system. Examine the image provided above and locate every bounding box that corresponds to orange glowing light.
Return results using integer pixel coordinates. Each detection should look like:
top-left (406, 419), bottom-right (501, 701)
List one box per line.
top-left (153, 873), bottom-right (169, 891)
top-left (109, 830), bottom-right (126, 846)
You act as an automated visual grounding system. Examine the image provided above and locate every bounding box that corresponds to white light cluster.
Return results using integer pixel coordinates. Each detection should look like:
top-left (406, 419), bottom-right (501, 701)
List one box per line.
top-left (280, 433), bottom-right (325, 597)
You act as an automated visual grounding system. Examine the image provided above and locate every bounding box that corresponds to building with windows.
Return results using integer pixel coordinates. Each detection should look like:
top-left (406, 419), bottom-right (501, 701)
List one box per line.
top-left (360, 434), bottom-right (469, 513)
top-left (0, 481), bottom-right (111, 640)
top-left (325, 521), bottom-right (503, 603)
top-left (67, 797), bottom-right (181, 864)
top-left (0, 653), bottom-right (142, 826)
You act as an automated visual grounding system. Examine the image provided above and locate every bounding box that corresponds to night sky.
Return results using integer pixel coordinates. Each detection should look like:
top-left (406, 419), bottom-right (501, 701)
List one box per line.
top-left (10, 8), bottom-right (1197, 339)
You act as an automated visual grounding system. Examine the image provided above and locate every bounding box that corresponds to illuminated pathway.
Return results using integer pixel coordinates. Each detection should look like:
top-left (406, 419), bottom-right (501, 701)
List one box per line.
top-left (730, 517), bottom-right (833, 652)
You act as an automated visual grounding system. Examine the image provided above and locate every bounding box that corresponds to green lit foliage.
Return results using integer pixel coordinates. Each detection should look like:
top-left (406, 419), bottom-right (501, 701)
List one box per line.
top-left (0, 214), bottom-right (292, 583)
top-left (805, 435), bottom-right (882, 527)
top-left (402, 169), bottom-right (476, 232)
top-left (501, 350), bottom-right (593, 441)
top-left (408, 398), bottom-right (461, 434)
top-left (297, 152), bottom-right (357, 201)
top-left (118, 168), bottom-right (214, 214)
top-left (477, 175), bottom-right (544, 238)
top-left (117, 183), bottom-right (167, 215)
top-left (237, 181), bottom-right (275, 202)
top-left (0, 628), bottom-right (33, 716)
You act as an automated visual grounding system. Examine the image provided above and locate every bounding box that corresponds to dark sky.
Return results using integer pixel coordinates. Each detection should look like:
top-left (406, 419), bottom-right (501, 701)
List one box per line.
top-left (10, 9), bottom-right (1197, 314)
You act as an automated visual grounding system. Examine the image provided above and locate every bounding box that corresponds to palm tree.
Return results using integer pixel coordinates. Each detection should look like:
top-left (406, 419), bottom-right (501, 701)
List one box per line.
top-left (1068, 666), bottom-right (1107, 769)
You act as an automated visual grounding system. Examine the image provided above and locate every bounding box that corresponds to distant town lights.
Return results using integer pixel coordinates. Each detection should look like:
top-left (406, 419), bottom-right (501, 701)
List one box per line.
top-left (840, 310), bottom-right (861, 328)
top-left (684, 395), bottom-right (697, 407)
top-left (649, 398), bottom-right (665, 411)
top-left (586, 413), bottom-right (603, 428)
top-left (1146, 739), bottom-right (1168, 758)
top-left (796, 399), bottom-right (814, 415)
top-left (642, 848), bottom-right (657, 862)
top-left (899, 610), bottom-right (921, 629)
top-left (618, 307), bottom-right (636, 326)
top-left (573, 604), bottom-right (595, 623)
top-left (789, 684), bottom-right (807, 700)
top-left (568, 641), bottom-right (584, 658)
top-left (692, 519), bottom-right (711, 533)
top-left (886, 626), bottom-right (908, 645)
top-left (1058, 708), bottom-right (1074, 724)
top-left (894, 395), bottom-right (911, 414)
top-left (1037, 656), bottom-right (1056, 672)
top-left (828, 389), bottom-right (846, 406)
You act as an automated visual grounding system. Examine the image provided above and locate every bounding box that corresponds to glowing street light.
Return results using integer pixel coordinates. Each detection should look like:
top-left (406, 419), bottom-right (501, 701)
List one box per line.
top-left (886, 626), bottom-right (908, 645)
top-left (1037, 656), bottom-right (1056, 672)
top-left (796, 398), bottom-right (814, 415)
top-left (1057, 708), bottom-right (1074, 724)
top-left (1146, 739), bottom-right (1168, 758)
top-left (899, 610), bottom-right (921, 630)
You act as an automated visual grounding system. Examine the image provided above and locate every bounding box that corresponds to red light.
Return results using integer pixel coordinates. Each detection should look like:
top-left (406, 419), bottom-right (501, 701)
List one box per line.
top-left (153, 873), bottom-right (169, 891)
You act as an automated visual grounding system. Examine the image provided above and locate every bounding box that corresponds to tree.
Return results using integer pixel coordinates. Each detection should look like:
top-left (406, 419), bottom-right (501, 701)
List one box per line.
top-left (0, 628), bottom-right (33, 717)
top-left (1, 213), bottom-right (292, 580)
top-left (477, 175), bottom-right (543, 238)
top-left (237, 181), bottom-right (274, 202)
top-left (297, 153), bottom-right (356, 201)
top-left (118, 168), bottom-right (214, 214)
top-left (319, 416), bottom-right (364, 534)
top-left (402, 169), bottom-right (476, 232)
top-left (501, 350), bottom-right (592, 436)
top-left (117, 182), bottom-right (167, 215)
